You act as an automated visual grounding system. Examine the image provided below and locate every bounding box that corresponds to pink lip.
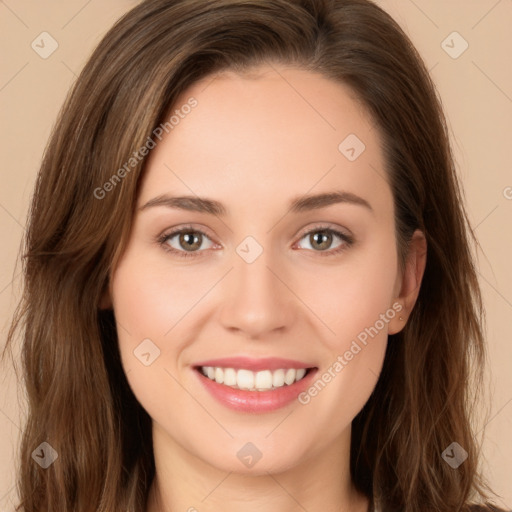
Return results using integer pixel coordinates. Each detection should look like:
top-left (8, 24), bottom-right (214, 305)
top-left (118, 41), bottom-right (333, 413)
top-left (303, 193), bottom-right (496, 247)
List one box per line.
top-left (194, 357), bottom-right (313, 371)
top-left (193, 364), bottom-right (318, 414)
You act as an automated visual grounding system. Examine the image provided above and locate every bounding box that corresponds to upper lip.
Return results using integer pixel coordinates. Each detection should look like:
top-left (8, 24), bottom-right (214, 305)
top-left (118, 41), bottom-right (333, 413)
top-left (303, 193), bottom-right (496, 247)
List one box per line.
top-left (194, 357), bottom-right (316, 372)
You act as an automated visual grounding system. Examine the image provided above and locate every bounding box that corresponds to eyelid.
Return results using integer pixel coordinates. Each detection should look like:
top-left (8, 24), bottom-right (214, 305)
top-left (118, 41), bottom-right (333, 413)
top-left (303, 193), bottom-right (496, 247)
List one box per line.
top-left (293, 222), bottom-right (353, 243)
top-left (159, 223), bottom-right (217, 242)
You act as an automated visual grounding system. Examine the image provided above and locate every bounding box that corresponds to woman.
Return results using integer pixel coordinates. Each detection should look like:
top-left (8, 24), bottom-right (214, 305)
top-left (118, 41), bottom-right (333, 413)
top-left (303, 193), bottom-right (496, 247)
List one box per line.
top-left (4, 0), bottom-right (506, 510)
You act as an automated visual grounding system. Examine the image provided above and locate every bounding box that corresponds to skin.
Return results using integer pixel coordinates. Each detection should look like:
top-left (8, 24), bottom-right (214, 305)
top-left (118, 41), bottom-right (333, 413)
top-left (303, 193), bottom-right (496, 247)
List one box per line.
top-left (105, 64), bottom-right (426, 512)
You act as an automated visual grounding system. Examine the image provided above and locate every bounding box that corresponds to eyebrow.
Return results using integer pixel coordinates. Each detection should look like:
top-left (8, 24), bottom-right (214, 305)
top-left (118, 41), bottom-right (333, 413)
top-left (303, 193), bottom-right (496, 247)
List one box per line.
top-left (139, 190), bottom-right (373, 216)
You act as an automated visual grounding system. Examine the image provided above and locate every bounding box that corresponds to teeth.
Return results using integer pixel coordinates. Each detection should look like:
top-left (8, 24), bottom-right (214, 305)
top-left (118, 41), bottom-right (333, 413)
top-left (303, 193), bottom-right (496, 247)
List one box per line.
top-left (255, 370), bottom-right (272, 390)
top-left (272, 369), bottom-right (285, 388)
top-left (237, 369), bottom-right (254, 390)
top-left (200, 366), bottom-right (309, 391)
top-left (214, 367), bottom-right (224, 384)
top-left (284, 369), bottom-right (296, 385)
top-left (296, 368), bottom-right (306, 380)
top-left (223, 367), bottom-right (237, 386)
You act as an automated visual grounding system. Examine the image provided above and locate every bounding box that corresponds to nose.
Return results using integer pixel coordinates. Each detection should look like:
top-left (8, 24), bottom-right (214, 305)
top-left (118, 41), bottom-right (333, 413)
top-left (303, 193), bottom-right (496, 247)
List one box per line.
top-left (218, 249), bottom-right (296, 339)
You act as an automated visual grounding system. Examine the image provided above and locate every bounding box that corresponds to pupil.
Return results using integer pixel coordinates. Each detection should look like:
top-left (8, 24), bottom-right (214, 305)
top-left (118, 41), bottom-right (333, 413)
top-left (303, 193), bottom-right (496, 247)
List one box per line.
top-left (312, 231), bottom-right (331, 250)
top-left (181, 232), bottom-right (201, 250)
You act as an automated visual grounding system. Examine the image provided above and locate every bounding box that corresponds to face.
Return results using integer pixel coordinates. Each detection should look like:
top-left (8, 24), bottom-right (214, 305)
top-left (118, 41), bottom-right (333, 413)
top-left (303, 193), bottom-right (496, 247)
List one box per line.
top-left (109, 64), bottom-right (410, 475)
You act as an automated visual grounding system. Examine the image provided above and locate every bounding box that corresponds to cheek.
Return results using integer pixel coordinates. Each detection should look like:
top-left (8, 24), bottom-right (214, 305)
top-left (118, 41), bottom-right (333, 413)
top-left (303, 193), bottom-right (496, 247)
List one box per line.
top-left (295, 266), bottom-right (395, 438)
top-left (293, 236), bottom-right (396, 410)
top-left (110, 251), bottom-right (204, 426)
top-left (295, 238), bottom-right (398, 351)
top-left (111, 248), bottom-right (215, 344)
top-left (109, 249), bottom-right (185, 386)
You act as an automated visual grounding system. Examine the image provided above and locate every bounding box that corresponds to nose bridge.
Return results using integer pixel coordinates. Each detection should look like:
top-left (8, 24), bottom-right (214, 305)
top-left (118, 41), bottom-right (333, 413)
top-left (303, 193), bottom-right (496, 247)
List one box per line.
top-left (218, 243), bottom-right (294, 337)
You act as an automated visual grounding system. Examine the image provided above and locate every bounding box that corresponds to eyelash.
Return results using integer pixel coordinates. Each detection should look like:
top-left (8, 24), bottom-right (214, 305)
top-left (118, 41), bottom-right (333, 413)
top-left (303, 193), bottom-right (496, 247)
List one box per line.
top-left (156, 224), bottom-right (354, 259)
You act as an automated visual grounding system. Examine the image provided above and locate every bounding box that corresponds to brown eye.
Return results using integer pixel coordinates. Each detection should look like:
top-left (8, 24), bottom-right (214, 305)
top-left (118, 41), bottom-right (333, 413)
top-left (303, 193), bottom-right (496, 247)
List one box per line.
top-left (178, 231), bottom-right (203, 251)
top-left (295, 227), bottom-right (353, 256)
top-left (309, 230), bottom-right (333, 251)
top-left (160, 228), bottom-right (215, 256)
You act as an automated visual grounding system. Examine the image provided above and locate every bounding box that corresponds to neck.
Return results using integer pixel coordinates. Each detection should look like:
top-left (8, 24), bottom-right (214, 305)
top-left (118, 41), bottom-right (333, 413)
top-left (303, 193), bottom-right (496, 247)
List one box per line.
top-left (145, 421), bottom-right (369, 512)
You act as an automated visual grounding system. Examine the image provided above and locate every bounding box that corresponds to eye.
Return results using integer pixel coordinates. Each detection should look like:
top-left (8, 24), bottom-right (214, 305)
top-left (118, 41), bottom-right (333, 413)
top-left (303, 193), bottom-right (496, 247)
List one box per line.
top-left (158, 226), bottom-right (217, 258)
top-left (157, 224), bottom-right (354, 259)
top-left (295, 226), bottom-right (353, 256)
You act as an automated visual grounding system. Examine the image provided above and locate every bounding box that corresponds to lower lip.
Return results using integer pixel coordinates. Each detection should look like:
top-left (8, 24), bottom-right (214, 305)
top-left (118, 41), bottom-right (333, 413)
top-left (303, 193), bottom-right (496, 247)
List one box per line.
top-left (195, 368), bottom-right (318, 413)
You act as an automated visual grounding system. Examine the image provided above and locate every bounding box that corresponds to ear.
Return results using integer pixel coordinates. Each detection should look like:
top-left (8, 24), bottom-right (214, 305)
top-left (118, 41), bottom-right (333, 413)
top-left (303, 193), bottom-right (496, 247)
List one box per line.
top-left (388, 229), bottom-right (427, 335)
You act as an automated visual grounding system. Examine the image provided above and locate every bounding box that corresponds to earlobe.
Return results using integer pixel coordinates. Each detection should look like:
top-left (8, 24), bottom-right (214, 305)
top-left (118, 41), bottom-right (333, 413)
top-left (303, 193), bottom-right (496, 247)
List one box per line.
top-left (388, 229), bottom-right (427, 334)
top-left (388, 302), bottom-right (406, 335)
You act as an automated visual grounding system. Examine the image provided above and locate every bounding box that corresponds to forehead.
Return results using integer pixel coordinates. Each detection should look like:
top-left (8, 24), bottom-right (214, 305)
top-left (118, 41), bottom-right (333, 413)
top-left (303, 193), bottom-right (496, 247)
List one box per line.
top-left (139, 65), bottom-right (391, 215)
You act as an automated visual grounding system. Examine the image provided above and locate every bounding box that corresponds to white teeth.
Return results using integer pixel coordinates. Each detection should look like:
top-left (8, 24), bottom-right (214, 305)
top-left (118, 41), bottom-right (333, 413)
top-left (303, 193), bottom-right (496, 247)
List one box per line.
top-left (237, 369), bottom-right (254, 390)
top-left (284, 369), bottom-right (296, 385)
top-left (272, 369), bottom-right (285, 387)
top-left (214, 367), bottom-right (224, 384)
top-left (296, 368), bottom-right (306, 381)
top-left (200, 366), bottom-right (309, 391)
top-left (223, 368), bottom-right (237, 386)
top-left (255, 370), bottom-right (273, 390)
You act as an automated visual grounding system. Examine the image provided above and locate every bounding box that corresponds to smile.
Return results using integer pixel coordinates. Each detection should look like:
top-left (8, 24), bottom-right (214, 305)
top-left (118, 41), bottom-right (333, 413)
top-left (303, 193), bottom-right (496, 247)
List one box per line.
top-left (199, 366), bottom-right (309, 391)
top-left (193, 357), bottom-right (318, 413)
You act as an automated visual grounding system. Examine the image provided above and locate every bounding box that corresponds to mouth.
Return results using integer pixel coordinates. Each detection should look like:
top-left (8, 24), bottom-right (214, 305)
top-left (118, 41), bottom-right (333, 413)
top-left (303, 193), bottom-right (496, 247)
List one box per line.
top-left (193, 357), bottom-right (318, 413)
top-left (196, 366), bottom-right (312, 391)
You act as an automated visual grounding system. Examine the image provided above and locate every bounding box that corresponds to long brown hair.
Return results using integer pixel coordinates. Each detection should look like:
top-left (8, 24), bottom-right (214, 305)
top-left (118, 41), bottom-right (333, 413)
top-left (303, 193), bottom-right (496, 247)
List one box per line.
top-left (3, 0), bottom-right (499, 510)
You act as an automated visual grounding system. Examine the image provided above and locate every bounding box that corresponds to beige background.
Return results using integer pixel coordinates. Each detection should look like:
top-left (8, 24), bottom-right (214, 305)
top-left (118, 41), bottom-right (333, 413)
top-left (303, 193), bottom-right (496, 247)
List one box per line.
top-left (0, 0), bottom-right (510, 509)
